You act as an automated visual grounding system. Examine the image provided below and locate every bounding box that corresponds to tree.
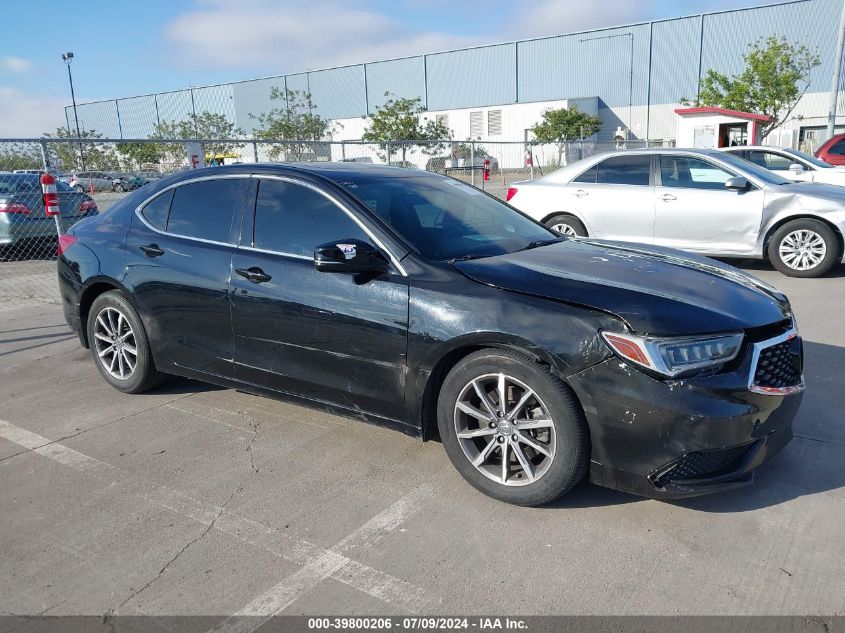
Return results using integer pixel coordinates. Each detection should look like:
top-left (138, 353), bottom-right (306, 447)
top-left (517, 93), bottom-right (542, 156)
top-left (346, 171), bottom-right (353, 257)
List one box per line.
top-left (251, 89), bottom-right (335, 161)
top-left (681, 35), bottom-right (821, 139)
top-left (152, 111), bottom-right (244, 164)
top-left (43, 127), bottom-right (120, 172)
top-left (116, 142), bottom-right (166, 169)
top-left (362, 93), bottom-right (450, 164)
top-left (0, 142), bottom-right (42, 171)
top-left (530, 105), bottom-right (602, 165)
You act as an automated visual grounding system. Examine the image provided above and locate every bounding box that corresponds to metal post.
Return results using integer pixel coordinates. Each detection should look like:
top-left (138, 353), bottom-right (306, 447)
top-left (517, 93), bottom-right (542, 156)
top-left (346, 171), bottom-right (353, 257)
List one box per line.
top-left (341, 142), bottom-right (346, 161)
top-left (386, 141), bottom-right (392, 166)
top-left (470, 142), bottom-right (476, 187)
top-left (39, 140), bottom-right (49, 172)
top-left (115, 100), bottom-right (123, 140)
top-left (529, 143), bottom-right (534, 180)
top-left (63, 54), bottom-right (85, 170)
top-left (827, 0), bottom-right (845, 138)
top-left (190, 88), bottom-right (198, 135)
top-left (252, 140), bottom-right (259, 163)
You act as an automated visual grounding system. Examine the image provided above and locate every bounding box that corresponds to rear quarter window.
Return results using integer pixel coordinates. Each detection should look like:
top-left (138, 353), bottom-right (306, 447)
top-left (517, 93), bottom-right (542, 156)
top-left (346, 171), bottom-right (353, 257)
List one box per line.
top-left (140, 189), bottom-right (174, 231)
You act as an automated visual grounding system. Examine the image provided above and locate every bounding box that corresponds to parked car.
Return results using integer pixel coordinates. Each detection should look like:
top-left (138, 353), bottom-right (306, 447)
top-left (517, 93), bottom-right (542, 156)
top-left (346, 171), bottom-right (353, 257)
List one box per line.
top-left (58, 163), bottom-right (802, 506)
top-left (0, 172), bottom-right (97, 255)
top-left (507, 148), bottom-right (845, 277)
top-left (67, 171), bottom-right (115, 193)
top-left (137, 170), bottom-right (163, 182)
top-left (425, 154), bottom-right (500, 174)
top-left (110, 172), bottom-right (146, 192)
top-left (723, 146), bottom-right (845, 185)
top-left (814, 133), bottom-right (845, 165)
top-left (340, 157), bottom-right (373, 164)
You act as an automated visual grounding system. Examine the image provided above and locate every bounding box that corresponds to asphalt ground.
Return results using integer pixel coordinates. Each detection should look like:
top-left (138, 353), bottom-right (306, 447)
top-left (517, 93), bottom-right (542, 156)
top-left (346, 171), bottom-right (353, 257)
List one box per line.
top-left (0, 260), bottom-right (843, 622)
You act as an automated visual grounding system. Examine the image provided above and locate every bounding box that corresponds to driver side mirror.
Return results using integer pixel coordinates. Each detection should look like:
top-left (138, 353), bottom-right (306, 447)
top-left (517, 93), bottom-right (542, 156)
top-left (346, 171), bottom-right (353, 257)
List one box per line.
top-left (313, 239), bottom-right (389, 274)
top-left (725, 176), bottom-right (750, 191)
top-left (789, 163), bottom-right (805, 174)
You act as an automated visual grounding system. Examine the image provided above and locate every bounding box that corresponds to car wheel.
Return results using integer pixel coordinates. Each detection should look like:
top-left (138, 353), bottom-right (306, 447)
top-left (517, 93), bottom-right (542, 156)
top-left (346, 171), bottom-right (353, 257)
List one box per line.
top-left (768, 219), bottom-right (839, 278)
top-left (545, 214), bottom-right (587, 237)
top-left (115, 183), bottom-right (125, 193)
top-left (74, 185), bottom-right (85, 193)
top-left (437, 348), bottom-right (590, 506)
top-left (87, 291), bottom-right (163, 393)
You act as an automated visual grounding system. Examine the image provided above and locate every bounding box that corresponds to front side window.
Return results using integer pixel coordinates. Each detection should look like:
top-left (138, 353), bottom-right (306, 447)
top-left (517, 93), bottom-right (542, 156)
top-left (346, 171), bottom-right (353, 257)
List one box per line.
top-left (749, 151), bottom-right (792, 171)
top-left (253, 180), bottom-right (367, 256)
top-left (595, 155), bottom-right (651, 186)
top-left (660, 156), bottom-right (737, 190)
top-left (166, 178), bottom-right (242, 243)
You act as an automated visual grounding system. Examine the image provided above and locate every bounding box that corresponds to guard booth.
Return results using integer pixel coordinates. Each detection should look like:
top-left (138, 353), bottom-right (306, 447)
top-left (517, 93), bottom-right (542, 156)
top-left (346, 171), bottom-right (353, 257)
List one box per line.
top-left (674, 107), bottom-right (772, 148)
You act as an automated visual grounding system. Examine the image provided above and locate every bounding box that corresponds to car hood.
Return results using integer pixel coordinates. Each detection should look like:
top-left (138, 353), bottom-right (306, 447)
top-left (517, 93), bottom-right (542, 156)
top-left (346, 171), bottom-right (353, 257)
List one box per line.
top-left (453, 239), bottom-right (792, 335)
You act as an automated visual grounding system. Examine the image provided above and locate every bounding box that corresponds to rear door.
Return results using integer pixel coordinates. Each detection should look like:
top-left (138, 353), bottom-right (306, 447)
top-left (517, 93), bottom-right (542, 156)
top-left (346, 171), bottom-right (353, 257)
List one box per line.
top-left (126, 175), bottom-right (249, 378)
top-left (653, 154), bottom-right (764, 254)
top-left (230, 176), bottom-right (409, 420)
top-left (565, 154), bottom-right (655, 242)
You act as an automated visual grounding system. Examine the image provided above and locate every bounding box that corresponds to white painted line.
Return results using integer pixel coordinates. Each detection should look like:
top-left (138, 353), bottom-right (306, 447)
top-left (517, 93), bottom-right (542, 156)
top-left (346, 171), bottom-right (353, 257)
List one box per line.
top-left (210, 488), bottom-right (431, 633)
top-left (0, 419), bottom-right (432, 615)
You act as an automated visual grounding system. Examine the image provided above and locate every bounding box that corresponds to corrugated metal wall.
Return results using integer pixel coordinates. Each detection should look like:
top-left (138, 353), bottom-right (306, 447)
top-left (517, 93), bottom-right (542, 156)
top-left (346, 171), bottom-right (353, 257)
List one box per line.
top-left (65, 0), bottom-right (840, 140)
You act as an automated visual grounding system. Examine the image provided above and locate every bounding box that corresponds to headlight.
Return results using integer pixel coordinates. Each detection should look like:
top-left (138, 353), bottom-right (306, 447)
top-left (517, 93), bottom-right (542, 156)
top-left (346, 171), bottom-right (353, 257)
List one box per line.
top-left (601, 331), bottom-right (744, 378)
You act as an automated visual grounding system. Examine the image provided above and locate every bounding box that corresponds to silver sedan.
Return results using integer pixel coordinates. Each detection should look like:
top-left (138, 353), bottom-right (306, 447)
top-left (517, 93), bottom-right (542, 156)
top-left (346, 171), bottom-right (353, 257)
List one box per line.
top-left (507, 148), bottom-right (845, 277)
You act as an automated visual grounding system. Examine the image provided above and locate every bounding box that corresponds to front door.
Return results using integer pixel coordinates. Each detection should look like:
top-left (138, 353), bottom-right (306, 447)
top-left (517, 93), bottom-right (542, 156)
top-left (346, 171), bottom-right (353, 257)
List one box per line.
top-left (230, 177), bottom-right (409, 421)
top-left (567, 154), bottom-right (655, 242)
top-left (653, 155), bottom-right (764, 255)
top-left (126, 176), bottom-right (249, 378)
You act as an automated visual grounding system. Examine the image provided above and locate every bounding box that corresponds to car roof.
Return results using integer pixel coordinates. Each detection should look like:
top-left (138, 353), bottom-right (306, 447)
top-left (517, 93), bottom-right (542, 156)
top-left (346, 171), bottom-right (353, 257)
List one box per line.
top-left (169, 162), bottom-right (439, 182)
top-left (722, 145), bottom-right (794, 152)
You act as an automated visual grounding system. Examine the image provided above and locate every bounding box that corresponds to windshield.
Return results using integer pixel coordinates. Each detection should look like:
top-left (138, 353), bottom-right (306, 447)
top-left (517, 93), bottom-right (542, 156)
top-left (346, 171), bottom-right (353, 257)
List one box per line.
top-left (783, 148), bottom-right (833, 169)
top-left (717, 151), bottom-right (793, 185)
top-left (336, 175), bottom-right (556, 261)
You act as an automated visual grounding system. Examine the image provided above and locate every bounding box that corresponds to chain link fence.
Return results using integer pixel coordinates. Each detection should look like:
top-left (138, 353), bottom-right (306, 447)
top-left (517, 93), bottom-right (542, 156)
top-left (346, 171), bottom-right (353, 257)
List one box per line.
top-left (1, 135), bottom-right (666, 307)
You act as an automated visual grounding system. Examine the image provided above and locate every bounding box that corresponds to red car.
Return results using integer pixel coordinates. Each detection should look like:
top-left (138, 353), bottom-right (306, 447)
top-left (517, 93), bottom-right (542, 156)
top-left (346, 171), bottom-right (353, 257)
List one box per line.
top-left (814, 133), bottom-right (845, 165)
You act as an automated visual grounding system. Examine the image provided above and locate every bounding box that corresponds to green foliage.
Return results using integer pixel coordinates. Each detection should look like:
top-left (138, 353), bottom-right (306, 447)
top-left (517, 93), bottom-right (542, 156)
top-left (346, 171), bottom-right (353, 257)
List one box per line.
top-left (530, 105), bottom-right (602, 163)
top-left (251, 89), bottom-right (335, 161)
top-left (116, 142), bottom-right (165, 169)
top-left (152, 111), bottom-right (244, 163)
top-left (362, 93), bottom-right (450, 162)
top-left (0, 143), bottom-right (42, 171)
top-left (43, 127), bottom-right (120, 172)
top-left (681, 35), bottom-right (821, 139)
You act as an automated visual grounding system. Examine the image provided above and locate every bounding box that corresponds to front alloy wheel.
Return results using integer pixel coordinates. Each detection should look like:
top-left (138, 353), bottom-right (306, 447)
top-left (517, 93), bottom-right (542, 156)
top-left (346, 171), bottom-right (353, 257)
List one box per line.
top-left (438, 349), bottom-right (589, 506)
top-left (454, 373), bottom-right (556, 486)
top-left (768, 218), bottom-right (838, 278)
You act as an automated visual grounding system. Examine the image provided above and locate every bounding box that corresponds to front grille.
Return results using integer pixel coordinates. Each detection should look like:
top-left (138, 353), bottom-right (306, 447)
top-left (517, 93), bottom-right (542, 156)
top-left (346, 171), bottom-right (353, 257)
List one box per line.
top-left (652, 442), bottom-right (757, 487)
top-left (752, 337), bottom-right (802, 392)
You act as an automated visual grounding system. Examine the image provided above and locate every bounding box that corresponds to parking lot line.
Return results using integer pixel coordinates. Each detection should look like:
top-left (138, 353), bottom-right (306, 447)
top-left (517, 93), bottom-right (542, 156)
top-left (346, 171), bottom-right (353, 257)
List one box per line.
top-left (0, 418), bottom-right (432, 615)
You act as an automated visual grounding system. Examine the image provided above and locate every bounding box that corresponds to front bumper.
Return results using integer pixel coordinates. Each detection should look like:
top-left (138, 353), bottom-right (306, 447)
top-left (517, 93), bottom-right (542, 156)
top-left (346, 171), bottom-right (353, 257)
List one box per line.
top-left (566, 337), bottom-right (803, 499)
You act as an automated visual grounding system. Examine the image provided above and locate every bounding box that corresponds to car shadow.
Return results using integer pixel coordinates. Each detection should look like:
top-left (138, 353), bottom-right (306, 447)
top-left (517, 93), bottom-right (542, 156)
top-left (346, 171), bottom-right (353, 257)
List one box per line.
top-left (717, 257), bottom-right (845, 279)
top-left (148, 376), bottom-right (225, 396)
top-left (553, 339), bottom-right (845, 512)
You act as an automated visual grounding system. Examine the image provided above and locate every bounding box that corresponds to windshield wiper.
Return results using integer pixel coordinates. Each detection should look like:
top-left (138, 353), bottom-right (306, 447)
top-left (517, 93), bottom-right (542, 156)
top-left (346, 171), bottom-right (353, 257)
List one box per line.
top-left (449, 253), bottom-right (490, 262)
top-left (519, 237), bottom-right (565, 251)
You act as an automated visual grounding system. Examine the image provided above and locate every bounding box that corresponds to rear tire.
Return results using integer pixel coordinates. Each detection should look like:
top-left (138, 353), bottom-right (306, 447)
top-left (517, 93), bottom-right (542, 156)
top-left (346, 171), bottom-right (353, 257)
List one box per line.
top-left (437, 349), bottom-right (590, 506)
top-left (768, 218), bottom-right (839, 278)
top-left (86, 290), bottom-right (163, 393)
top-left (545, 214), bottom-right (587, 237)
top-left (74, 185), bottom-right (84, 193)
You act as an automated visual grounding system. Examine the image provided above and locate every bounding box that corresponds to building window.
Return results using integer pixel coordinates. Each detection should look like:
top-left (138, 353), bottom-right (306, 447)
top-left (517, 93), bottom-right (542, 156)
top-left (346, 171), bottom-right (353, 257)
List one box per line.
top-left (488, 110), bottom-right (502, 136)
top-left (470, 111), bottom-right (483, 138)
top-left (436, 114), bottom-right (449, 131)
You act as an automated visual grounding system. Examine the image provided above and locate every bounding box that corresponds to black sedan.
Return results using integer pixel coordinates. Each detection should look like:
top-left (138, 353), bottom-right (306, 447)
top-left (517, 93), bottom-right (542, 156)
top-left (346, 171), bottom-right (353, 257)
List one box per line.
top-left (57, 163), bottom-right (803, 506)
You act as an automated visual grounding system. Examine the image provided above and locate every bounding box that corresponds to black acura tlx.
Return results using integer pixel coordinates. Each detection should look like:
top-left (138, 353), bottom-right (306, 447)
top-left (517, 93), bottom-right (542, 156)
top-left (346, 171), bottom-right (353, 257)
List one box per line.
top-left (57, 163), bottom-right (803, 506)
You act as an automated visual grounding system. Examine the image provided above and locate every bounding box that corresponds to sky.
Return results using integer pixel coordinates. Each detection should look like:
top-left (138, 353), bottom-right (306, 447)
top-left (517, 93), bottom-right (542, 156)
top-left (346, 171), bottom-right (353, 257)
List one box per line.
top-left (0, 0), bottom-right (775, 136)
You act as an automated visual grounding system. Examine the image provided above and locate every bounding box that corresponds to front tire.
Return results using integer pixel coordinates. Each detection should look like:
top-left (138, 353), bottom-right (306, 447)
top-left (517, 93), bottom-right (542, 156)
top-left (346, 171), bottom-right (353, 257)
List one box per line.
top-left (437, 349), bottom-right (590, 506)
top-left (768, 219), bottom-right (839, 278)
top-left (87, 291), bottom-right (163, 393)
top-left (545, 214), bottom-right (587, 237)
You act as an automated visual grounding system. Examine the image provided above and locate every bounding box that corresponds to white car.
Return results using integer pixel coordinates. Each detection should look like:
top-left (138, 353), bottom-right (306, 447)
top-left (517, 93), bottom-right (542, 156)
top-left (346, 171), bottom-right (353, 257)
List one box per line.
top-left (722, 146), bottom-right (845, 185)
top-left (506, 148), bottom-right (845, 277)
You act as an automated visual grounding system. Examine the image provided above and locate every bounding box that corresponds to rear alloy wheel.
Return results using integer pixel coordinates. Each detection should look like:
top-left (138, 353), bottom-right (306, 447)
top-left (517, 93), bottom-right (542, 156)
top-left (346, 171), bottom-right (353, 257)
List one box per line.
top-left (87, 291), bottom-right (163, 393)
top-left (74, 185), bottom-right (85, 193)
top-left (545, 214), bottom-right (586, 237)
top-left (768, 219), bottom-right (839, 278)
top-left (438, 349), bottom-right (589, 506)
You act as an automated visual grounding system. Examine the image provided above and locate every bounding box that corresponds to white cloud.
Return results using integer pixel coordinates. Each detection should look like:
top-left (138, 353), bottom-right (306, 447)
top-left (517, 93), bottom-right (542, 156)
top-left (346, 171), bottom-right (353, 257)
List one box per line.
top-left (163, 0), bottom-right (482, 72)
top-left (506, 0), bottom-right (655, 39)
top-left (0, 87), bottom-right (68, 136)
top-left (0, 56), bottom-right (33, 73)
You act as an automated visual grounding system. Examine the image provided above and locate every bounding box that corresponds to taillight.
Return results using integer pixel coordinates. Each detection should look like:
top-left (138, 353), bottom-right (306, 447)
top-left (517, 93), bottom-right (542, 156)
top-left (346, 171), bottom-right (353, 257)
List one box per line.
top-left (57, 234), bottom-right (77, 256)
top-left (506, 187), bottom-right (518, 202)
top-left (80, 200), bottom-right (97, 212)
top-left (0, 201), bottom-right (32, 214)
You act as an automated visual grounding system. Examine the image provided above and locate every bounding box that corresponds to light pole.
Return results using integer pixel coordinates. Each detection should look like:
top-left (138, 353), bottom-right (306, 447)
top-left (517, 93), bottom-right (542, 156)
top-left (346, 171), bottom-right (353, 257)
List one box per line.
top-left (62, 51), bottom-right (85, 170)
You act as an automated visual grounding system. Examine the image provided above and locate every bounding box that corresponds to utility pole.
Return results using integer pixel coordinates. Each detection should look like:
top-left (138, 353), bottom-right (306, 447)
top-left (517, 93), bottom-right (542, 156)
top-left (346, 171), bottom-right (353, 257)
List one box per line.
top-left (62, 52), bottom-right (85, 170)
top-left (826, 0), bottom-right (845, 138)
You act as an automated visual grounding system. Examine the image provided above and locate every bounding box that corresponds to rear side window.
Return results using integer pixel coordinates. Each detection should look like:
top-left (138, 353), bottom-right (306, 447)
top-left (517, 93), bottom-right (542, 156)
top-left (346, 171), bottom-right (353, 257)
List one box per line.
top-left (749, 151), bottom-right (792, 170)
top-left (572, 165), bottom-right (597, 183)
top-left (253, 180), bottom-right (367, 256)
top-left (828, 139), bottom-right (845, 155)
top-left (140, 189), bottom-right (174, 231)
top-left (167, 179), bottom-right (242, 243)
top-left (595, 155), bottom-right (651, 186)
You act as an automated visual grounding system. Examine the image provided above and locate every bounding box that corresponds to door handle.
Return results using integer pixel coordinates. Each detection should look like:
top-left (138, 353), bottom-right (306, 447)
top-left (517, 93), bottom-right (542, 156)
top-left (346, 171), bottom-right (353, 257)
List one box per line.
top-left (235, 267), bottom-right (272, 283)
top-left (659, 193), bottom-right (677, 201)
top-left (139, 243), bottom-right (164, 257)
top-left (574, 189), bottom-right (589, 198)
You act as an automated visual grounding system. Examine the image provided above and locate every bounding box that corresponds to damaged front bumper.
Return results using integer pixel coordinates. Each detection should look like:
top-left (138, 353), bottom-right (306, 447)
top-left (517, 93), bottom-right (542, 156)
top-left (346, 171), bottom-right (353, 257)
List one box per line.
top-left (566, 334), bottom-right (803, 499)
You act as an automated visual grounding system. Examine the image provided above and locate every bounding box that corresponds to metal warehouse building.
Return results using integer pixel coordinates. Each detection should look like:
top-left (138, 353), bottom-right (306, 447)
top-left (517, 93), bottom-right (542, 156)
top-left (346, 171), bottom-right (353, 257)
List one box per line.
top-left (67, 0), bottom-right (844, 152)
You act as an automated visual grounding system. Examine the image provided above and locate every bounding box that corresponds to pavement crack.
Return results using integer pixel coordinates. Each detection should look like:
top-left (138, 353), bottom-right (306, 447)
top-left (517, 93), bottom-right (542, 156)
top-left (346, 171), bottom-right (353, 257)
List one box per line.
top-left (246, 415), bottom-right (262, 474)
top-left (105, 485), bottom-right (241, 616)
